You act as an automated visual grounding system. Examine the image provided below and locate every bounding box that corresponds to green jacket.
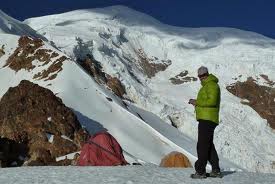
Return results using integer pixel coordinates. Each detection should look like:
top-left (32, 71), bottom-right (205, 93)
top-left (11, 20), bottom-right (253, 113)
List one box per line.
top-left (195, 74), bottom-right (220, 124)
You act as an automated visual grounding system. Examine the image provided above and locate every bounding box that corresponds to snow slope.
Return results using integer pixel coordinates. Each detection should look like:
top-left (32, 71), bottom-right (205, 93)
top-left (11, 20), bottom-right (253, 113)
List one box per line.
top-left (1, 166), bottom-right (275, 184)
top-left (24, 5), bottom-right (275, 173)
top-left (0, 35), bottom-right (181, 166)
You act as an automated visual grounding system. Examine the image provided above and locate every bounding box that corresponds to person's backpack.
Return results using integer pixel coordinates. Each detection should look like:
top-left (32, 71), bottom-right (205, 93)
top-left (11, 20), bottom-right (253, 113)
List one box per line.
top-left (77, 131), bottom-right (128, 166)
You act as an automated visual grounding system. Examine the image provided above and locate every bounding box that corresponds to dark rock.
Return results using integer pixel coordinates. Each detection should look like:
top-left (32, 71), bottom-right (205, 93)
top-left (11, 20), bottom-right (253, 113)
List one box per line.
top-left (106, 97), bottom-right (113, 102)
top-left (78, 54), bottom-right (107, 84)
top-left (0, 137), bottom-right (28, 167)
top-left (136, 48), bottom-right (171, 78)
top-left (0, 45), bottom-right (5, 58)
top-left (0, 80), bottom-right (88, 166)
top-left (170, 70), bottom-right (198, 85)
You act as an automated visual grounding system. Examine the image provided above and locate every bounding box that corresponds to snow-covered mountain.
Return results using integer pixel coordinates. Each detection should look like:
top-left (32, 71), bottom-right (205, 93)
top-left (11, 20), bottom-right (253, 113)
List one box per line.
top-left (1, 5), bottom-right (275, 174)
top-left (0, 11), bottom-right (200, 168)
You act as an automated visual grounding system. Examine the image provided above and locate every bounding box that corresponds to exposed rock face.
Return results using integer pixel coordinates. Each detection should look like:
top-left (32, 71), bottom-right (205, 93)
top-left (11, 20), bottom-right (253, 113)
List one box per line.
top-left (272, 161), bottom-right (275, 169)
top-left (0, 45), bottom-right (5, 58)
top-left (160, 151), bottom-right (192, 168)
top-left (0, 80), bottom-right (88, 166)
top-left (77, 48), bottom-right (170, 98)
top-left (106, 74), bottom-right (126, 98)
top-left (260, 74), bottom-right (275, 86)
top-left (0, 137), bottom-right (28, 167)
top-left (227, 76), bottom-right (275, 129)
top-left (4, 36), bottom-right (67, 81)
top-left (170, 70), bottom-right (198, 85)
top-left (78, 55), bottom-right (107, 85)
top-left (167, 114), bottom-right (182, 129)
top-left (78, 55), bottom-right (126, 98)
top-left (33, 55), bottom-right (67, 81)
top-left (136, 48), bottom-right (171, 78)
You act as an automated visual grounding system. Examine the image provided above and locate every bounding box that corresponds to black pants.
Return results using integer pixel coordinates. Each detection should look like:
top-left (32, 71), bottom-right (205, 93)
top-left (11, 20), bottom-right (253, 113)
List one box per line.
top-left (195, 120), bottom-right (220, 174)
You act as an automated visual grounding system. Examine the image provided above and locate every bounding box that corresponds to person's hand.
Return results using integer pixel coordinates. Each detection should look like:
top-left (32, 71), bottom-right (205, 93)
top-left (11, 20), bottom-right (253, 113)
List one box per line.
top-left (188, 99), bottom-right (196, 106)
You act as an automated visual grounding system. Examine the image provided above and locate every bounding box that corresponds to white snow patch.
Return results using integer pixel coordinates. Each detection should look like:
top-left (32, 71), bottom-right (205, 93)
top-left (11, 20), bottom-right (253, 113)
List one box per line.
top-left (56, 152), bottom-right (80, 162)
top-left (240, 99), bottom-right (250, 103)
top-left (46, 133), bottom-right (54, 143)
top-left (61, 135), bottom-right (73, 142)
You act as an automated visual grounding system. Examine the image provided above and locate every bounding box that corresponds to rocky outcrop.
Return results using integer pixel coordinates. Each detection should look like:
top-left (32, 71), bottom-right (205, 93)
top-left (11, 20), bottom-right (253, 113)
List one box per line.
top-left (227, 76), bottom-right (275, 129)
top-left (0, 45), bottom-right (5, 58)
top-left (77, 48), bottom-right (170, 98)
top-left (78, 54), bottom-right (126, 98)
top-left (136, 49), bottom-right (171, 78)
top-left (160, 151), bottom-right (192, 168)
top-left (33, 55), bottom-right (67, 81)
top-left (78, 55), bottom-right (107, 84)
top-left (4, 36), bottom-right (67, 81)
top-left (170, 70), bottom-right (198, 85)
top-left (106, 74), bottom-right (126, 98)
top-left (0, 80), bottom-right (88, 167)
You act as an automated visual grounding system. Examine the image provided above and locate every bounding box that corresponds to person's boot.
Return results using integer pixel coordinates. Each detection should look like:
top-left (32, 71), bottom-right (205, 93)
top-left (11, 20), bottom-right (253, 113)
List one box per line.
top-left (190, 172), bottom-right (207, 179)
top-left (208, 170), bottom-right (223, 178)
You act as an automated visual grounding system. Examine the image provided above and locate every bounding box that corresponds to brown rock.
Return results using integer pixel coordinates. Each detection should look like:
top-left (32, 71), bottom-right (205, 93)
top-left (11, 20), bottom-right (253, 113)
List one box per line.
top-left (78, 54), bottom-right (126, 98)
top-left (160, 151), bottom-right (192, 168)
top-left (25, 147), bottom-right (55, 166)
top-left (106, 75), bottom-right (126, 98)
top-left (227, 76), bottom-right (275, 129)
top-left (136, 48), bottom-right (171, 78)
top-left (4, 36), bottom-right (67, 81)
top-left (71, 153), bottom-right (80, 166)
top-left (5, 36), bottom-right (44, 72)
top-left (0, 80), bottom-right (88, 166)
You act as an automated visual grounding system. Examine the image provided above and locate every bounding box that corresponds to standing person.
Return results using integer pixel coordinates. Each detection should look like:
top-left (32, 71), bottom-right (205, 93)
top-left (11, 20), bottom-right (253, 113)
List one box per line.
top-left (189, 66), bottom-right (222, 179)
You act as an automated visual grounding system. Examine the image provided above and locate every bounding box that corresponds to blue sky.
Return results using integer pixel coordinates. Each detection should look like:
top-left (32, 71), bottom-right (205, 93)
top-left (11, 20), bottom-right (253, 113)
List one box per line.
top-left (1, 0), bottom-right (275, 38)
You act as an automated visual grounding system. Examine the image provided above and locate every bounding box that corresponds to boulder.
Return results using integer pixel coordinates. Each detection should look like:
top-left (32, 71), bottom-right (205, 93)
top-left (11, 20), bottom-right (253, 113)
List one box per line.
top-left (0, 80), bottom-right (88, 167)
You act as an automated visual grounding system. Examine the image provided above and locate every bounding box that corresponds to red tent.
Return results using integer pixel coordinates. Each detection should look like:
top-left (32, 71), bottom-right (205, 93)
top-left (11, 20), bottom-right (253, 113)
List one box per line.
top-left (77, 131), bottom-right (128, 166)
